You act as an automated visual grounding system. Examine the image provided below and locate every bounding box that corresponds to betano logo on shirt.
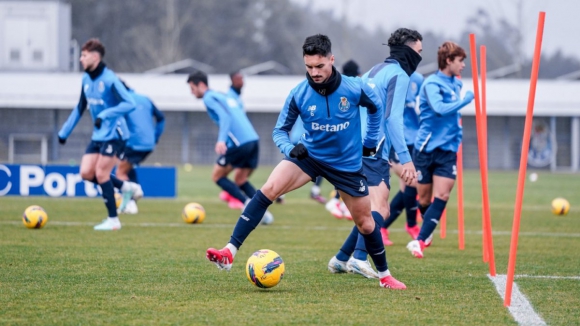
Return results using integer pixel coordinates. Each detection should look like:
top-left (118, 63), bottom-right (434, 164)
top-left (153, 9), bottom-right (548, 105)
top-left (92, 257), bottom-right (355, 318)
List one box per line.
top-left (311, 121), bottom-right (349, 132)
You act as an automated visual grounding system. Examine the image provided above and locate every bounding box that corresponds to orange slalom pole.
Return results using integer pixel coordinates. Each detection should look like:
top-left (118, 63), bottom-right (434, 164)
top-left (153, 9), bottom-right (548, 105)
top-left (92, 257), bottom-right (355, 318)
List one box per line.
top-left (440, 209), bottom-right (447, 239)
top-left (469, 34), bottom-right (496, 275)
top-left (457, 133), bottom-right (464, 250)
top-left (481, 45), bottom-right (490, 263)
top-left (505, 11), bottom-right (546, 307)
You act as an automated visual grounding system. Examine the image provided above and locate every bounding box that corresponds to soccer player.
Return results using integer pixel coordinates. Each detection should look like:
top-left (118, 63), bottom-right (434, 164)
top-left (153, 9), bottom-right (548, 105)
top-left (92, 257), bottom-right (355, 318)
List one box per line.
top-left (57, 38), bottom-right (139, 231)
top-left (116, 81), bottom-right (165, 214)
top-left (206, 34), bottom-right (406, 289)
top-left (187, 72), bottom-right (273, 224)
top-left (328, 28), bottom-right (422, 279)
top-left (381, 70), bottom-right (424, 245)
top-left (406, 41), bottom-right (474, 258)
top-left (227, 71), bottom-right (245, 111)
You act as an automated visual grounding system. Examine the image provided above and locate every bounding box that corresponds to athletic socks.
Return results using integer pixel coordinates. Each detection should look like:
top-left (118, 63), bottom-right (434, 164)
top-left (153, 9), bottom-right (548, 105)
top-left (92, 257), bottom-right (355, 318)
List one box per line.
top-left (418, 198), bottom-right (447, 241)
top-left (216, 177), bottom-right (247, 204)
top-left (127, 168), bottom-right (138, 183)
top-left (239, 181), bottom-right (257, 199)
top-left (99, 180), bottom-right (117, 218)
top-left (418, 203), bottom-right (431, 216)
top-left (229, 190), bottom-right (272, 248)
top-left (384, 191), bottom-right (404, 228)
top-left (361, 222), bottom-right (388, 272)
top-left (109, 175), bottom-right (125, 190)
top-left (353, 211), bottom-right (384, 261)
top-left (403, 186), bottom-right (418, 227)
top-left (336, 225), bottom-right (358, 261)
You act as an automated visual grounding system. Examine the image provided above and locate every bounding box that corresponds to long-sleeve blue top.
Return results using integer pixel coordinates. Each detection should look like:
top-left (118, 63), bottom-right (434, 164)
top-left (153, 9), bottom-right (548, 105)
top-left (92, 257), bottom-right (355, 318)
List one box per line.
top-left (361, 59), bottom-right (411, 164)
top-left (125, 90), bottom-right (165, 151)
top-left (273, 74), bottom-right (383, 172)
top-left (202, 89), bottom-right (259, 148)
top-left (227, 87), bottom-right (244, 111)
top-left (59, 67), bottom-right (135, 141)
top-left (404, 71), bottom-right (424, 146)
top-left (415, 71), bottom-right (473, 153)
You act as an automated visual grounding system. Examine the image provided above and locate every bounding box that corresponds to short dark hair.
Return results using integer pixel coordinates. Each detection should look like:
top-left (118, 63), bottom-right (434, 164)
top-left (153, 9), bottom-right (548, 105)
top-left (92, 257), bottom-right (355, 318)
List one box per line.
top-left (81, 38), bottom-right (105, 57)
top-left (342, 60), bottom-right (360, 77)
top-left (437, 41), bottom-right (466, 70)
top-left (187, 71), bottom-right (208, 86)
top-left (303, 34), bottom-right (332, 57)
top-left (229, 71), bottom-right (241, 79)
top-left (387, 28), bottom-right (423, 47)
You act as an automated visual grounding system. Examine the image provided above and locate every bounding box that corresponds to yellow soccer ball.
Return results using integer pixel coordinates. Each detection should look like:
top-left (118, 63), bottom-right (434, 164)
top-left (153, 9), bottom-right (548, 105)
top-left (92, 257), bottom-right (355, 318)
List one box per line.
top-left (182, 202), bottom-right (206, 223)
top-left (23, 205), bottom-right (48, 229)
top-left (246, 249), bottom-right (285, 288)
top-left (114, 192), bottom-right (122, 209)
top-left (551, 198), bottom-right (570, 216)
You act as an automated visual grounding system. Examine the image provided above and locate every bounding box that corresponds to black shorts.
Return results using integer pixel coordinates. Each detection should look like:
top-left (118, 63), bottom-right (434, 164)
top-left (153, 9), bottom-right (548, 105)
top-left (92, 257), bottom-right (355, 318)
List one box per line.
top-left (85, 139), bottom-right (126, 159)
top-left (413, 148), bottom-right (457, 184)
top-left (285, 156), bottom-right (368, 197)
top-left (217, 140), bottom-right (259, 169)
top-left (389, 144), bottom-right (415, 164)
top-left (362, 157), bottom-right (390, 189)
top-left (123, 147), bottom-right (151, 165)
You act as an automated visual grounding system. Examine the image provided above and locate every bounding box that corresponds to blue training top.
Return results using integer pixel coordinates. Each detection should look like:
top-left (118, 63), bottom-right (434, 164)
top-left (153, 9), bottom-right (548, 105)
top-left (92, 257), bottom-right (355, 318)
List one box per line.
top-left (226, 86), bottom-right (244, 111)
top-left (202, 89), bottom-right (259, 148)
top-left (415, 71), bottom-right (473, 153)
top-left (126, 90), bottom-right (165, 151)
top-left (59, 65), bottom-right (135, 141)
top-left (273, 72), bottom-right (383, 172)
top-left (404, 71), bottom-right (424, 146)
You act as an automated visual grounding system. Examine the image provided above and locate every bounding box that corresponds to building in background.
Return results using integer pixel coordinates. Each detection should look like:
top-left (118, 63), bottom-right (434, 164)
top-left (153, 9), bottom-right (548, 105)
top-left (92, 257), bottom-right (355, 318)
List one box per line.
top-left (0, 0), bottom-right (73, 72)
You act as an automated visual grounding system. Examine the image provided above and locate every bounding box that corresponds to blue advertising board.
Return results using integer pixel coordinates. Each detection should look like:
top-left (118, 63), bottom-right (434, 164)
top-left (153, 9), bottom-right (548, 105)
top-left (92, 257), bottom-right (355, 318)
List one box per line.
top-left (0, 164), bottom-right (176, 198)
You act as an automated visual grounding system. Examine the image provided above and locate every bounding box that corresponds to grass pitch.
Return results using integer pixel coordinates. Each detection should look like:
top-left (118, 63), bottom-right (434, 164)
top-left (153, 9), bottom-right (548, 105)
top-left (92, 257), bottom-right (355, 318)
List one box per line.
top-left (1, 167), bottom-right (579, 325)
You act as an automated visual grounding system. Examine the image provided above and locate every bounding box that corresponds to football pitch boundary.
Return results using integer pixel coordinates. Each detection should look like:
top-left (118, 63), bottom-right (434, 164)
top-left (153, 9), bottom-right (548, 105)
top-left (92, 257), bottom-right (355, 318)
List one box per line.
top-left (489, 274), bottom-right (547, 326)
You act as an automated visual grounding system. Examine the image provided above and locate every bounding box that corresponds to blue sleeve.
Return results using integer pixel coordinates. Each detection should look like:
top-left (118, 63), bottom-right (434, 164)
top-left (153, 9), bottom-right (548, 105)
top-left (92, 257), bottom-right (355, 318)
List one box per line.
top-left (273, 93), bottom-right (300, 157)
top-left (386, 74), bottom-right (412, 164)
top-left (424, 83), bottom-right (471, 116)
top-left (97, 80), bottom-right (136, 120)
top-left (151, 101), bottom-right (165, 143)
top-left (359, 83), bottom-right (382, 149)
top-left (58, 85), bottom-right (87, 139)
top-left (205, 95), bottom-right (232, 143)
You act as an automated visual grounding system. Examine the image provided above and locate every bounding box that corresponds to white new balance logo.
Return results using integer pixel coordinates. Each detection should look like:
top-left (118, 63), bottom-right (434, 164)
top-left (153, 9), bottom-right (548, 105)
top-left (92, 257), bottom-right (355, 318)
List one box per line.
top-left (358, 180), bottom-right (366, 192)
top-left (105, 144), bottom-right (113, 154)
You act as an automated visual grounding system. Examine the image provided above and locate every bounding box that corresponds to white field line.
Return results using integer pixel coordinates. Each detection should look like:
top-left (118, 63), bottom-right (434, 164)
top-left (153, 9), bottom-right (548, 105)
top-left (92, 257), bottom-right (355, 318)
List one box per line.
top-left (2, 220), bottom-right (580, 238)
top-left (488, 274), bottom-right (547, 326)
top-left (515, 274), bottom-right (580, 280)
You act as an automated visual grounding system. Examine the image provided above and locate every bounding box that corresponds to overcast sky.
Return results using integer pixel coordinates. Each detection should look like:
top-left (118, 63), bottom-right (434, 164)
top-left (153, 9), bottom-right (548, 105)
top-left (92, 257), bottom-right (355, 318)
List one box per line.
top-left (292, 0), bottom-right (579, 59)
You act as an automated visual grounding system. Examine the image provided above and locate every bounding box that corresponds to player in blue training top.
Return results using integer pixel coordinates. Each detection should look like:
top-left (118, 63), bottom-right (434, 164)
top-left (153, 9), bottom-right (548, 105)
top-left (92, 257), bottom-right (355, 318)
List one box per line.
top-left (57, 38), bottom-right (139, 231)
top-left (328, 28), bottom-right (422, 279)
top-left (187, 71), bottom-right (273, 224)
top-left (381, 70), bottom-right (424, 245)
top-left (227, 71), bottom-right (245, 111)
top-left (115, 81), bottom-right (165, 214)
top-left (206, 34), bottom-right (407, 290)
top-left (407, 41), bottom-right (474, 258)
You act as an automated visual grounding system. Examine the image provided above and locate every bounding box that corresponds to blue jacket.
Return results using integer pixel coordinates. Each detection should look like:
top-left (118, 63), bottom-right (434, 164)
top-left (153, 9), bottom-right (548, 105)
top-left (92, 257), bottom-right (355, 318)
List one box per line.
top-left (202, 89), bottom-right (259, 148)
top-left (362, 59), bottom-right (411, 164)
top-left (126, 90), bottom-right (165, 151)
top-left (415, 71), bottom-right (473, 153)
top-left (227, 87), bottom-right (244, 111)
top-left (59, 66), bottom-right (135, 141)
top-left (404, 71), bottom-right (424, 146)
top-left (273, 73), bottom-right (383, 172)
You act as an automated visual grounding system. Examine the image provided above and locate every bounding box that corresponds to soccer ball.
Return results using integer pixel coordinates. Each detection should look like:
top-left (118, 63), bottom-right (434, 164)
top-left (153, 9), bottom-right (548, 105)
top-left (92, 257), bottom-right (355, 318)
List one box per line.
top-left (551, 198), bottom-right (570, 216)
top-left (114, 192), bottom-right (122, 209)
top-left (182, 202), bottom-right (205, 223)
top-left (23, 205), bottom-right (48, 229)
top-left (246, 249), bottom-right (285, 288)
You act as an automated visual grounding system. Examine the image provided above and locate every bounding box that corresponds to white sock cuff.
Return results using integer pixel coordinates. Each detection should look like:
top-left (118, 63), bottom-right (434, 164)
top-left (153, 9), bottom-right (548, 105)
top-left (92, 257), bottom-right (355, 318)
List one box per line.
top-left (226, 243), bottom-right (238, 257)
top-left (378, 269), bottom-right (391, 278)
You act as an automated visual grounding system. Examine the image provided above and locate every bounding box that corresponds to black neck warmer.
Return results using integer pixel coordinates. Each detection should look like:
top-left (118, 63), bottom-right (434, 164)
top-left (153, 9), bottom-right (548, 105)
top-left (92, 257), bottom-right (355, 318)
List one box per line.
top-left (86, 62), bottom-right (106, 80)
top-left (306, 66), bottom-right (342, 96)
top-left (230, 86), bottom-right (241, 95)
top-left (387, 45), bottom-right (422, 76)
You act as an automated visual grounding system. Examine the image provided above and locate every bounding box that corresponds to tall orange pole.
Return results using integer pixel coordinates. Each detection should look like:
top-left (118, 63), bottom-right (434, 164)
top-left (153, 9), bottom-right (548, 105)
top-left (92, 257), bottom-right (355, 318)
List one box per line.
top-left (469, 34), bottom-right (496, 276)
top-left (440, 209), bottom-right (447, 239)
top-left (481, 45), bottom-right (490, 263)
top-left (505, 12), bottom-right (546, 307)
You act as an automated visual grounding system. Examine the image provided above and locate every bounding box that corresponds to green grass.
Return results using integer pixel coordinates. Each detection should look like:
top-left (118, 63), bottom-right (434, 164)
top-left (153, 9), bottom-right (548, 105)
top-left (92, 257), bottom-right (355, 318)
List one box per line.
top-left (1, 167), bottom-right (579, 325)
